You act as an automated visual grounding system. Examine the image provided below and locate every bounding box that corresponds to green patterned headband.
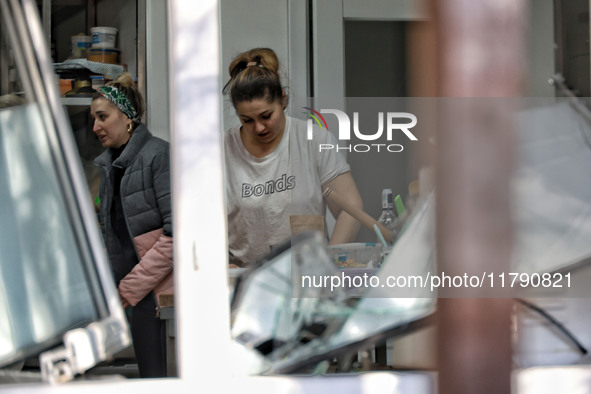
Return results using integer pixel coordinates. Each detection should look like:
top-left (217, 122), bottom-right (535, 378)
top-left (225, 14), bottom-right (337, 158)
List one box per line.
top-left (97, 85), bottom-right (139, 122)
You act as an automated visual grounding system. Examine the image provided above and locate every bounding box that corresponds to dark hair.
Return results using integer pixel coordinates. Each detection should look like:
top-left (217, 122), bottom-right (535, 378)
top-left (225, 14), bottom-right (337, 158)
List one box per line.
top-left (222, 48), bottom-right (287, 108)
top-left (92, 72), bottom-right (144, 126)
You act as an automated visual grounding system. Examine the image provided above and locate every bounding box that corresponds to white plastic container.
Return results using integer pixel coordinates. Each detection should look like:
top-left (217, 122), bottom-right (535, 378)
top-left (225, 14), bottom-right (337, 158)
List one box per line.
top-left (90, 76), bottom-right (105, 90)
top-left (71, 35), bottom-right (91, 58)
top-left (91, 26), bottom-right (118, 48)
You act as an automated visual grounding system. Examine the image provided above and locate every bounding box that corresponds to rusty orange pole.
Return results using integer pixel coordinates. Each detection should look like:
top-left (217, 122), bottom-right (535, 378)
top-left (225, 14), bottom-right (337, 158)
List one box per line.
top-left (434, 1), bottom-right (528, 393)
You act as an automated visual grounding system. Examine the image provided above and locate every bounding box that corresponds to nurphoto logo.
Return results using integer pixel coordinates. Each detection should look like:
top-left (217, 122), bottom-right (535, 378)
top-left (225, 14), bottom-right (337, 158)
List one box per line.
top-left (303, 107), bottom-right (418, 153)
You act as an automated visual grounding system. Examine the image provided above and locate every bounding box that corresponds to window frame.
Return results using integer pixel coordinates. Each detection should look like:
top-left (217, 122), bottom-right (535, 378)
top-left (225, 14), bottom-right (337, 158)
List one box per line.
top-left (0, 0), bottom-right (130, 379)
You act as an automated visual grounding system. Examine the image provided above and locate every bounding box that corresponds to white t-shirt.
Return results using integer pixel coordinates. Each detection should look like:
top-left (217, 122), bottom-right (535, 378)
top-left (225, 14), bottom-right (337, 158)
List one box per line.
top-left (224, 116), bottom-right (350, 265)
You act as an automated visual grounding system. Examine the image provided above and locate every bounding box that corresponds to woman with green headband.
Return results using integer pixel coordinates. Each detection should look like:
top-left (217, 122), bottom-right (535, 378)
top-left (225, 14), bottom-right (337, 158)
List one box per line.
top-left (91, 72), bottom-right (172, 378)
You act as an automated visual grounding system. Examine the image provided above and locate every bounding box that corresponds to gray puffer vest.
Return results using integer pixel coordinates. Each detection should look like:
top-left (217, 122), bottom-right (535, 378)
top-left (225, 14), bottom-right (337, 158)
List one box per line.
top-left (94, 124), bottom-right (172, 284)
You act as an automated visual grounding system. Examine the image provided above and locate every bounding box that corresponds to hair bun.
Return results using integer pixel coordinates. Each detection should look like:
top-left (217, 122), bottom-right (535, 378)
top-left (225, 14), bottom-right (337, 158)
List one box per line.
top-left (228, 47), bottom-right (280, 78)
top-left (223, 47), bottom-right (286, 107)
top-left (114, 72), bottom-right (135, 88)
top-left (250, 49), bottom-right (279, 74)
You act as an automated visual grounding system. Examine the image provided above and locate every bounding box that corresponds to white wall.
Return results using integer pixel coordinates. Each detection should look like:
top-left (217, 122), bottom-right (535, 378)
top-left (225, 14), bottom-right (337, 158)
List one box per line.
top-left (343, 0), bottom-right (429, 20)
top-left (219, 0), bottom-right (291, 132)
top-left (145, 0), bottom-right (169, 140)
top-left (527, 0), bottom-right (554, 97)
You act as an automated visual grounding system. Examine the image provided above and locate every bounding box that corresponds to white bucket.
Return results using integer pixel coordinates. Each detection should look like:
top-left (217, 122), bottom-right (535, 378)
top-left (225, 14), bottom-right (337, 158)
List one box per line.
top-left (91, 26), bottom-right (118, 49)
top-left (71, 35), bottom-right (91, 58)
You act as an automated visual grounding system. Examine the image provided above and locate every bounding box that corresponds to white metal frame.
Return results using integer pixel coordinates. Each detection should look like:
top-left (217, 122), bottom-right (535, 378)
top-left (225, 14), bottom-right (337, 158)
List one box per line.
top-left (169, 0), bottom-right (232, 380)
top-left (0, 0), bottom-right (131, 383)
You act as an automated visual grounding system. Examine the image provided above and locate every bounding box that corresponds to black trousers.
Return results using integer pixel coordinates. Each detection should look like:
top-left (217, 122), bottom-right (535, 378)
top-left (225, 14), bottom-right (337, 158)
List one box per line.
top-left (130, 295), bottom-right (167, 378)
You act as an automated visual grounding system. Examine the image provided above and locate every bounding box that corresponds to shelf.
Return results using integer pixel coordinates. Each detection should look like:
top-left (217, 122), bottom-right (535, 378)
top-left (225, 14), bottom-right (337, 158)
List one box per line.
top-left (61, 97), bottom-right (92, 106)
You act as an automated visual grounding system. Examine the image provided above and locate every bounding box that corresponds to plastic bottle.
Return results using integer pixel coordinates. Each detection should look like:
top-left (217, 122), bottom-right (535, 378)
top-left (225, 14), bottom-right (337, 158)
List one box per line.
top-left (394, 194), bottom-right (407, 220)
top-left (393, 194), bottom-right (408, 235)
top-left (377, 189), bottom-right (398, 245)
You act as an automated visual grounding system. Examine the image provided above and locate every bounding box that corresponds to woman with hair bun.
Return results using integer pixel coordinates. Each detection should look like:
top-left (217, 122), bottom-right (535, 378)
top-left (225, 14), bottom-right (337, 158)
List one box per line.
top-left (223, 48), bottom-right (362, 266)
top-left (91, 72), bottom-right (172, 377)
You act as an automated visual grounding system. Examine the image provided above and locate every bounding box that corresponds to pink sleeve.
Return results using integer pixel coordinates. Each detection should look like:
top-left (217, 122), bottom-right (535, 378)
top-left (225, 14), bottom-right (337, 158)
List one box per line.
top-left (118, 229), bottom-right (173, 307)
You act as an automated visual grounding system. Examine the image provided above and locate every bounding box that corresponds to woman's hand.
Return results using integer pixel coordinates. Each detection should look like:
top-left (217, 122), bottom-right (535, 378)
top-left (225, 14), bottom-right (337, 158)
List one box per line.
top-left (119, 289), bottom-right (131, 309)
